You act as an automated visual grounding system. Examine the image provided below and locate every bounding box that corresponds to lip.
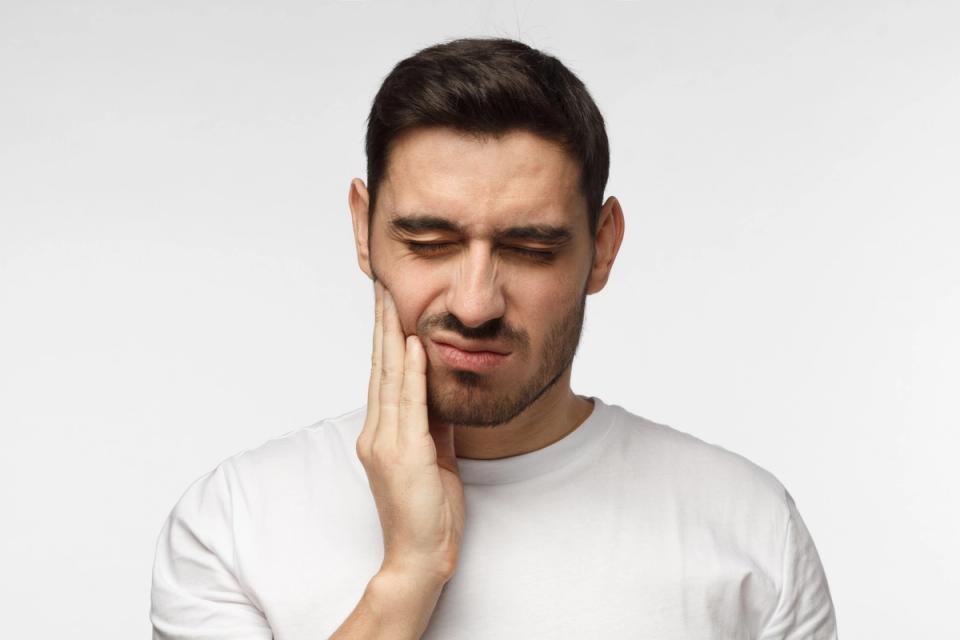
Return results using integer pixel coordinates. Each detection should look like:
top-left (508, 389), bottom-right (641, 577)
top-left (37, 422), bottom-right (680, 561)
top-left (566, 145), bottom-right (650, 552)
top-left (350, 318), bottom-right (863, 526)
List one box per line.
top-left (431, 338), bottom-right (511, 372)
top-left (432, 335), bottom-right (511, 355)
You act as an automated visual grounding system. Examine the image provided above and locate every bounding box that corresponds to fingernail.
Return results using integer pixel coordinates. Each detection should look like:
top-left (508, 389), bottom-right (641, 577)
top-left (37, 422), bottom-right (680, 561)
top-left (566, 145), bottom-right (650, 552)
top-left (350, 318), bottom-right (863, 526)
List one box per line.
top-left (407, 335), bottom-right (420, 353)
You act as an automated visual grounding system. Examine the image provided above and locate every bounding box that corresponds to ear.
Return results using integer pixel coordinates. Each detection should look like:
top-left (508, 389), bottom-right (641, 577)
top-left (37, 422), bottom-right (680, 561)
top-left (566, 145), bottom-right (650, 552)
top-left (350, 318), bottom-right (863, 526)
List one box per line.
top-left (586, 196), bottom-right (625, 295)
top-left (348, 178), bottom-right (373, 279)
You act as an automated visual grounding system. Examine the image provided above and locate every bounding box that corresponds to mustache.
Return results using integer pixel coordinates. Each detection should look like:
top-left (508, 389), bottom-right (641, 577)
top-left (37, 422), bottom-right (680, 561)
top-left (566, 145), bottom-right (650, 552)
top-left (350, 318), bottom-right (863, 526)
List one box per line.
top-left (418, 314), bottom-right (527, 344)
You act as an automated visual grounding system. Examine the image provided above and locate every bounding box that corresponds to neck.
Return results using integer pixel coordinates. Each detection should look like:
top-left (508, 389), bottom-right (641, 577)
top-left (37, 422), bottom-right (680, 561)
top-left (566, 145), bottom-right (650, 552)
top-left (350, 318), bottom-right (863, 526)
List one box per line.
top-left (449, 367), bottom-right (595, 460)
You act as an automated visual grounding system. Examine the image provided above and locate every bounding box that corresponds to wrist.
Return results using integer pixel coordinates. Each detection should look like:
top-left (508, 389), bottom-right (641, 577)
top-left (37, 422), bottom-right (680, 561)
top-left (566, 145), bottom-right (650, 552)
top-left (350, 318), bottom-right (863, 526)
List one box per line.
top-left (371, 565), bottom-right (448, 600)
top-left (379, 556), bottom-right (455, 589)
top-left (363, 570), bottom-right (446, 638)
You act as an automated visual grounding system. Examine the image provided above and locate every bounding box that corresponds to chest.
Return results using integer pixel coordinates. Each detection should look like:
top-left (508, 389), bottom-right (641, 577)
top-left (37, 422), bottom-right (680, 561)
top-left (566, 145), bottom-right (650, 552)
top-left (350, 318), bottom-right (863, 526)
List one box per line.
top-left (245, 485), bottom-right (776, 639)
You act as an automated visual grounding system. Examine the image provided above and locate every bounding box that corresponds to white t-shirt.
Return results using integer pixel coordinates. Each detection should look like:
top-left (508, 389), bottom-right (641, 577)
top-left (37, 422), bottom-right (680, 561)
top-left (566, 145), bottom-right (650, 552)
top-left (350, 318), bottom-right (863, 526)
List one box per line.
top-left (151, 398), bottom-right (837, 639)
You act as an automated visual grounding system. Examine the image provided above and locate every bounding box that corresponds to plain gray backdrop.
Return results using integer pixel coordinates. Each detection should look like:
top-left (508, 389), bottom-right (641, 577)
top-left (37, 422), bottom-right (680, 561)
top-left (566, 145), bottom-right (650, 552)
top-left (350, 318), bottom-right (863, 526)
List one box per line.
top-left (1, 1), bottom-right (958, 637)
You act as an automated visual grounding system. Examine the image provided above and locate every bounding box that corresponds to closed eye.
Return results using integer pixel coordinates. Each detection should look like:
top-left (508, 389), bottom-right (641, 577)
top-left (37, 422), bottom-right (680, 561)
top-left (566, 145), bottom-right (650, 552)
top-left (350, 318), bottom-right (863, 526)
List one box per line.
top-left (405, 242), bottom-right (556, 262)
top-left (406, 242), bottom-right (454, 254)
top-left (505, 247), bottom-right (556, 262)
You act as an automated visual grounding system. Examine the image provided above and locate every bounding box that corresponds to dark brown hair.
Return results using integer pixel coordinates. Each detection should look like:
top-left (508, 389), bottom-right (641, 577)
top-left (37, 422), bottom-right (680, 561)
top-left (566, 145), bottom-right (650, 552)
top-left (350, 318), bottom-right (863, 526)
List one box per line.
top-left (365, 37), bottom-right (610, 236)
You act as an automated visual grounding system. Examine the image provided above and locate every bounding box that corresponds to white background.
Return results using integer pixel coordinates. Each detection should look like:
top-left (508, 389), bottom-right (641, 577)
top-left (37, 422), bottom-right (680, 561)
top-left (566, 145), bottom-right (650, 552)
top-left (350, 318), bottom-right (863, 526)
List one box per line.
top-left (1, 1), bottom-right (957, 637)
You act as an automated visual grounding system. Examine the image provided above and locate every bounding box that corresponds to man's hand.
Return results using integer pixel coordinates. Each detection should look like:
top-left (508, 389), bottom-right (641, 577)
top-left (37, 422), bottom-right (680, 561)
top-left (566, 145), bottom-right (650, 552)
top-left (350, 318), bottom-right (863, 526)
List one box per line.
top-left (356, 281), bottom-right (466, 587)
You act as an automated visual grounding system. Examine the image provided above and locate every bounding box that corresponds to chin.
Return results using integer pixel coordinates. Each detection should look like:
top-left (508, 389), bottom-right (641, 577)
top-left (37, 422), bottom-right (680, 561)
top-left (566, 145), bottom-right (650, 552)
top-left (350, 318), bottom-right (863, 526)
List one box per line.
top-left (426, 366), bottom-right (555, 428)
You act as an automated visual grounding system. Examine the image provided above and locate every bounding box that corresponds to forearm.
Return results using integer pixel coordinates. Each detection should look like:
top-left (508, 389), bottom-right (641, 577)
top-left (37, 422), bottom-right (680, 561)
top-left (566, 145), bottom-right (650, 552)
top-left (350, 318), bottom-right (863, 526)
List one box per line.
top-left (330, 570), bottom-right (447, 639)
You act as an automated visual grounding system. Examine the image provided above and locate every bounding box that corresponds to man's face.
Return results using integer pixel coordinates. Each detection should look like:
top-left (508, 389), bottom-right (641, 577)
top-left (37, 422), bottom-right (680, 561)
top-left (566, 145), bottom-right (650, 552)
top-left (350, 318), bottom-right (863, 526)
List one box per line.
top-left (358, 127), bottom-right (600, 427)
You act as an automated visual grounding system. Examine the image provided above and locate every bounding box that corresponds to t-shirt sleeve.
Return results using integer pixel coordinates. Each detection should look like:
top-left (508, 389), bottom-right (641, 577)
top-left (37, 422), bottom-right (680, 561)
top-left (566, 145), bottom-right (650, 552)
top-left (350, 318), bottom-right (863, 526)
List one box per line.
top-left (151, 463), bottom-right (272, 640)
top-left (759, 491), bottom-right (838, 640)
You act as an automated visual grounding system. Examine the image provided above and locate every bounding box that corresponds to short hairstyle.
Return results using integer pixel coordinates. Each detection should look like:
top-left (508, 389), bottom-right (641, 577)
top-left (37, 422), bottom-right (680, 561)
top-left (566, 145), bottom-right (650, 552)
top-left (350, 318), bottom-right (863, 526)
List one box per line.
top-left (365, 37), bottom-right (610, 236)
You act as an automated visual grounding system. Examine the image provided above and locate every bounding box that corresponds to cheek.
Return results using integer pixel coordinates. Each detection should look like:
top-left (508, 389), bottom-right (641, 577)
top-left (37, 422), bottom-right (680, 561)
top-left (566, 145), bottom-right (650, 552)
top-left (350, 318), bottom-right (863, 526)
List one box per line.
top-left (513, 267), bottom-right (582, 305)
top-left (386, 273), bottom-right (443, 336)
top-left (508, 272), bottom-right (582, 336)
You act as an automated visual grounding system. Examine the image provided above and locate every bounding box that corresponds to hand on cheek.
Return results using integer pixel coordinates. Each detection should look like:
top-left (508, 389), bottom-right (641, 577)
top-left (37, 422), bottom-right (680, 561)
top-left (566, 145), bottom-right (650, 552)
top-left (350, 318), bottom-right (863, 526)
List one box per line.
top-left (355, 280), bottom-right (465, 585)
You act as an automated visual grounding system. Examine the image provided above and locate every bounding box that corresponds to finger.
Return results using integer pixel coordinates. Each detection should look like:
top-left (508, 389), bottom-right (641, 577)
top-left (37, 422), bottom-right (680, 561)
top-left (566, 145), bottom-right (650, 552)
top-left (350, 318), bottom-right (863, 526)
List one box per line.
top-left (377, 286), bottom-right (405, 442)
top-left (398, 334), bottom-right (429, 446)
top-left (361, 280), bottom-right (383, 442)
top-left (357, 281), bottom-right (383, 453)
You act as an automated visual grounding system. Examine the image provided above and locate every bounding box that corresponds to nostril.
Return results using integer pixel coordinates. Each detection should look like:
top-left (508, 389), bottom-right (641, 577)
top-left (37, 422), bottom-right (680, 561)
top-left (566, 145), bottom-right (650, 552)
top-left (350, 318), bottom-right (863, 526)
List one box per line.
top-left (444, 314), bottom-right (504, 338)
top-left (445, 286), bottom-right (506, 326)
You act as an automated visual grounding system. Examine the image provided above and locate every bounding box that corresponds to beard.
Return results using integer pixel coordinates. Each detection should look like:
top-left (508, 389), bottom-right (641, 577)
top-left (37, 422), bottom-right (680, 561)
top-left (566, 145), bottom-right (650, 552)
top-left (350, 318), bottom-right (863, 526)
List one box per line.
top-left (421, 290), bottom-right (587, 428)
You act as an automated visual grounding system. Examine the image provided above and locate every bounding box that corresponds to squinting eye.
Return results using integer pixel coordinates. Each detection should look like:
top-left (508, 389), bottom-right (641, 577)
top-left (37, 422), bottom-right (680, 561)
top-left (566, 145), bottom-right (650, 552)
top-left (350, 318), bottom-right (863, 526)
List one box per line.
top-left (405, 242), bottom-right (555, 263)
top-left (507, 247), bottom-right (556, 262)
top-left (406, 242), bottom-right (453, 254)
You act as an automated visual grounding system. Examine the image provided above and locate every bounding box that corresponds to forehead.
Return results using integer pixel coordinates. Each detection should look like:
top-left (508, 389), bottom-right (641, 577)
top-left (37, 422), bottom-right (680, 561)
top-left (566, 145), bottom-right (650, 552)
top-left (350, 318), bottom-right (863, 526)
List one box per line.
top-left (379, 127), bottom-right (586, 233)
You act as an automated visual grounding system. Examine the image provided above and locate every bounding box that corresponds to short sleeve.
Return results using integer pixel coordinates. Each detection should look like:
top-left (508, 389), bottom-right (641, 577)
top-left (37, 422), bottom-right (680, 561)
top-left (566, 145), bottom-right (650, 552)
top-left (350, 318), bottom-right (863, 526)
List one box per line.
top-left (151, 464), bottom-right (272, 640)
top-left (759, 491), bottom-right (838, 639)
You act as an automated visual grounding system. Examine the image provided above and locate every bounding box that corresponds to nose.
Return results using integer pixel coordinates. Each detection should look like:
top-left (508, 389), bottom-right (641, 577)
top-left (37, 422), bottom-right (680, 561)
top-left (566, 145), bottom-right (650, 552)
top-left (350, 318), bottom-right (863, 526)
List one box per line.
top-left (444, 242), bottom-right (506, 328)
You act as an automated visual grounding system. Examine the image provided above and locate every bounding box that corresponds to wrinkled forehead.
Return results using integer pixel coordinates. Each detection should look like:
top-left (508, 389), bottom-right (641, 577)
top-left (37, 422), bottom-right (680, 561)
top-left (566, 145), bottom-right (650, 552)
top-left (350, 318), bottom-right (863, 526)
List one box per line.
top-left (379, 127), bottom-right (587, 235)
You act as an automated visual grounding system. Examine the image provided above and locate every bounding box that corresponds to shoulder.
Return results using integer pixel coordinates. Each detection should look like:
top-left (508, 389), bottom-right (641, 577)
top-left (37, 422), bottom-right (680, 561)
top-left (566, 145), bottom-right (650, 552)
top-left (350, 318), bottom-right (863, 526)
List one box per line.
top-left (225, 405), bottom-right (366, 478)
top-left (602, 402), bottom-right (793, 524)
top-left (168, 406), bottom-right (368, 515)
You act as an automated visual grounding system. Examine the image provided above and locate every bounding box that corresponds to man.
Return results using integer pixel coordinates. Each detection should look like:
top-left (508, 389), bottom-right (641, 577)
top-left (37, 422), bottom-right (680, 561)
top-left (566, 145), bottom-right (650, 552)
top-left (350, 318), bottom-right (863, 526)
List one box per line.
top-left (151, 38), bottom-right (837, 639)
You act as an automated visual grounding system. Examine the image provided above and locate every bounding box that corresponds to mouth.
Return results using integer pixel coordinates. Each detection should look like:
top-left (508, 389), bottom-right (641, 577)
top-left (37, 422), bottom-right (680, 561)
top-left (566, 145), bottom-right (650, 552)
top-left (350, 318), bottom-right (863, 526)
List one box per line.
top-left (431, 339), bottom-right (512, 372)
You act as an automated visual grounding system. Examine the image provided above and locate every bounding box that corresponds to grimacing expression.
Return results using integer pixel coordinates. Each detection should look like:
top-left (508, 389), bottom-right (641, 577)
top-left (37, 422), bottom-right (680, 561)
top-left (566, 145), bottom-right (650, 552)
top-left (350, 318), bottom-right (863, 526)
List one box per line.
top-left (362, 127), bottom-right (600, 427)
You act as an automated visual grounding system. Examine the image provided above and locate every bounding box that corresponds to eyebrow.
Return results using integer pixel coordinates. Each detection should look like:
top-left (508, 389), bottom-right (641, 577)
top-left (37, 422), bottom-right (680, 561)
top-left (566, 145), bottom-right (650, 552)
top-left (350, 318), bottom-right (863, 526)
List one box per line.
top-left (499, 225), bottom-right (573, 244)
top-left (389, 214), bottom-right (573, 245)
top-left (390, 215), bottom-right (460, 235)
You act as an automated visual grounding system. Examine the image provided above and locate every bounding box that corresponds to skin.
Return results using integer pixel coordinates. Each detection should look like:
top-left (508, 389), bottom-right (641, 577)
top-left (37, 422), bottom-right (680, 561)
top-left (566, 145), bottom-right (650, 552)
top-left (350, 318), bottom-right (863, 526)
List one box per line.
top-left (348, 126), bottom-right (624, 460)
top-left (336, 126), bottom-right (625, 634)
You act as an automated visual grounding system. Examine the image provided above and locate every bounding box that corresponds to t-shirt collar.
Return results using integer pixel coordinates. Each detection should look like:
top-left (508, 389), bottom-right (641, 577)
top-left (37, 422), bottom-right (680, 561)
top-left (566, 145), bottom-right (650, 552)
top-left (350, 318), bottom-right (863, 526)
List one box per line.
top-left (455, 396), bottom-right (612, 485)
